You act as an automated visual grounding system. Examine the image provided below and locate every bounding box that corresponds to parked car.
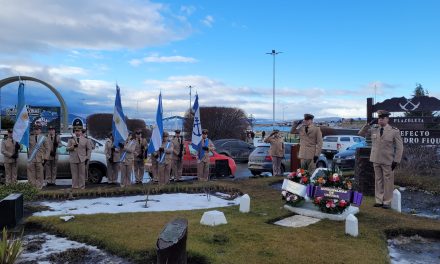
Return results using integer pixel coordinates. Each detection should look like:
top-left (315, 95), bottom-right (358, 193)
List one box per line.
top-left (333, 141), bottom-right (367, 171)
top-left (145, 141), bottom-right (237, 178)
top-left (322, 135), bottom-right (365, 159)
top-left (0, 135), bottom-right (108, 184)
top-left (247, 143), bottom-right (329, 176)
top-left (213, 139), bottom-right (255, 163)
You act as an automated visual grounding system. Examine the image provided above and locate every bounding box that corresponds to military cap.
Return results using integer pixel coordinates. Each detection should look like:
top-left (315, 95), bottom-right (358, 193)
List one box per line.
top-left (135, 129), bottom-right (142, 134)
top-left (377, 110), bottom-right (391, 118)
top-left (33, 124), bottom-right (42, 130)
top-left (48, 125), bottom-right (55, 130)
top-left (72, 119), bottom-right (83, 130)
top-left (174, 129), bottom-right (181, 134)
top-left (273, 129), bottom-right (280, 133)
top-left (163, 131), bottom-right (169, 137)
top-left (202, 129), bottom-right (208, 134)
top-left (304, 113), bottom-right (314, 120)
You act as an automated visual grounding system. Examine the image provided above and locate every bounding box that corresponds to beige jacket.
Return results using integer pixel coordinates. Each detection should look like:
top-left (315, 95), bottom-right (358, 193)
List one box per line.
top-left (172, 136), bottom-right (184, 160)
top-left (359, 124), bottom-right (404, 165)
top-left (197, 138), bottom-right (214, 163)
top-left (291, 124), bottom-right (323, 159)
top-left (104, 139), bottom-right (121, 163)
top-left (155, 140), bottom-right (174, 165)
top-left (67, 136), bottom-right (90, 163)
top-left (264, 135), bottom-right (284, 157)
top-left (1, 138), bottom-right (18, 163)
top-left (45, 134), bottom-right (61, 160)
top-left (121, 140), bottom-right (136, 165)
top-left (134, 138), bottom-right (147, 161)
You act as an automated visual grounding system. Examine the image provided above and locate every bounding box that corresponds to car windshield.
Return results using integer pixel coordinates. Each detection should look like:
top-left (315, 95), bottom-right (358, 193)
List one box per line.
top-left (253, 146), bottom-right (269, 154)
top-left (348, 143), bottom-right (363, 150)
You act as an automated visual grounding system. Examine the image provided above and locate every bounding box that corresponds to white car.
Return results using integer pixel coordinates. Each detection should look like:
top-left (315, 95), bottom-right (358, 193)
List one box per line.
top-left (0, 134), bottom-right (108, 184)
top-left (321, 135), bottom-right (365, 158)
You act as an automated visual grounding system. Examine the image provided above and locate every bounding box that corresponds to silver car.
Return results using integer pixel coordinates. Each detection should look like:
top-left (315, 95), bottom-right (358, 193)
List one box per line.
top-left (0, 134), bottom-right (107, 184)
top-left (247, 143), bottom-right (328, 176)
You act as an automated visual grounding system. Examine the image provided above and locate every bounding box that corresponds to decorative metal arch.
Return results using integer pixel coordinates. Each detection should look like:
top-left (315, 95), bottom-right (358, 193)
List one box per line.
top-left (0, 76), bottom-right (69, 132)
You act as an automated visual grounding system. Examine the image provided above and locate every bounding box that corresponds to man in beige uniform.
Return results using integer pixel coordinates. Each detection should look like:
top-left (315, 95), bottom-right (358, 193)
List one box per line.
top-left (264, 129), bottom-right (285, 176)
top-left (67, 126), bottom-right (90, 189)
top-left (171, 130), bottom-right (184, 181)
top-left (27, 125), bottom-right (48, 189)
top-left (104, 133), bottom-right (120, 185)
top-left (1, 129), bottom-right (20, 184)
top-left (197, 129), bottom-right (214, 182)
top-left (120, 133), bottom-right (136, 187)
top-left (359, 110), bottom-right (403, 209)
top-left (45, 126), bottom-right (61, 186)
top-left (290, 113), bottom-right (323, 172)
top-left (83, 129), bottom-right (95, 182)
top-left (156, 132), bottom-right (173, 185)
top-left (133, 130), bottom-right (147, 184)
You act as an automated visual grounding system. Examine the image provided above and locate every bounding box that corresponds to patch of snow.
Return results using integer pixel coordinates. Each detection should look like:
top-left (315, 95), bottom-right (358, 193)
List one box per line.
top-left (59, 215), bottom-right (75, 222)
top-left (34, 193), bottom-right (239, 216)
top-left (17, 233), bottom-right (129, 264)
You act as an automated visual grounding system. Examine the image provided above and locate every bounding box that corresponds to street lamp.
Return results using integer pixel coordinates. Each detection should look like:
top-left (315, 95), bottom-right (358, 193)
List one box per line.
top-left (187, 85), bottom-right (194, 113)
top-left (266, 49), bottom-right (282, 129)
top-left (282, 105), bottom-right (288, 122)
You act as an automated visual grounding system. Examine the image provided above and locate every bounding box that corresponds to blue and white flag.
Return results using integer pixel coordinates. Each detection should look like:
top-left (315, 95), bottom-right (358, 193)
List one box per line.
top-left (13, 81), bottom-right (29, 148)
top-left (112, 85), bottom-right (128, 148)
top-left (191, 94), bottom-right (202, 149)
top-left (147, 93), bottom-right (164, 154)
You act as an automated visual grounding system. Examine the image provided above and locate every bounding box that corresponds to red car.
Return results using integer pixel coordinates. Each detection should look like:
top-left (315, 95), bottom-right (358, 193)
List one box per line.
top-left (146, 141), bottom-right (236, 178)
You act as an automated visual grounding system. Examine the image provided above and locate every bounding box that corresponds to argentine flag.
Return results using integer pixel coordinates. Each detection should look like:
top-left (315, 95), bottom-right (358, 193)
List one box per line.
top-left (13, 81), bottom-right (29, 148)
top-left (147, 93), bottom-right (164, 154)
top-left (191, 94), bottom-right (202, 149)
top-left (112, 85), bottom-right (128, 147)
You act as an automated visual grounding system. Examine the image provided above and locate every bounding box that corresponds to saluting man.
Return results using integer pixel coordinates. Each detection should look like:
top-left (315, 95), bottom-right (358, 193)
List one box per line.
top-left (45, 126), bottom-right (61, 186)
top-left (104, 133), bottom-right (120, 185)
top-left (27, 124), bottom-right (49, 189)
top-left (290, 113), bottom-right (323, 172)
top-left (133, 130), bottom-right (147, 184)
top-left (1, 129), bottom-right (20, 184)
top-left (171, 129), bottom-right (184, 181)
top-left (197, 129), bottom-right (214, 182)
top-left (156, 132), bottom-right (174, 185)
top-left (359, 110), bottom-right (404, 209)
top-left (264, 129), bottom-right (284, 176)
top-left (67, 122), bottom-right (90, 189)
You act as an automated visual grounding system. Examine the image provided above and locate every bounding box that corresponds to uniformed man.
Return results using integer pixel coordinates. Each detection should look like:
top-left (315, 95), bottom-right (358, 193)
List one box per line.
top-left (264, 129), bottom-right (285, 176)
top-left (120, 132), bottom-right (136, 187)
top-left (171, 130), bottom-right (184, 181)
top-left (133, 130), bottom-right (147, 184)
top-left (67, 124), bottom-right (90, 189)
top-left (290, 113), bottom-right (323, 172)
top-left (104, 133), bottom-right (120, 185)
top-left (359, 110), bottom-right (403, 209)
top-left (1, 129), bottom-right (20, 184)
top-left (45, 126), bottom-right (61, 186)
top-left (27, 125), bottom-right (49, 189)
top-left (197, 129), bottom-right (214, 182)
top-left (155, 132), bottom-right (173, 185)
top-left (83, 129), bottom-right (95, 182)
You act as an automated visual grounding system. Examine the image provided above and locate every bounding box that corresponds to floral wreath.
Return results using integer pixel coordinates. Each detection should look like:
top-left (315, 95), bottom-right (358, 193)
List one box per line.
top-left (281, 190), bottom-right (305, 207)
top-left (287, 168), bottom-right (311, 185)
top-left (313, 196), bottom-right (349, 214)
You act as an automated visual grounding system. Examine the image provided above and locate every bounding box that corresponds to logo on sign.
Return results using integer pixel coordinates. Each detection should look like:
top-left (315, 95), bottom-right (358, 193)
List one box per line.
top-left (399, 98), bottom-right (420, 111)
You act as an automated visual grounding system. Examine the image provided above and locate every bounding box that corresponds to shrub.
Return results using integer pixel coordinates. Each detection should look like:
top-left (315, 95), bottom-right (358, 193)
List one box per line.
top-left (0, 228), bottom-right (23, 264)
top-left (0, 182), bottom-right (39, 201)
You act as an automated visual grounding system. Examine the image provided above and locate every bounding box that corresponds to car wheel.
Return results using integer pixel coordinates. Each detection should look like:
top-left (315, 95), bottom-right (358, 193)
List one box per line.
top-left (88, 165), bottom-right (104, 184)
top-left (250, 170), bottom-right (259, 176)
top-left (0, 166), bottom-right (5, 184)
top-left (316, 161), bottom-right (327, 168)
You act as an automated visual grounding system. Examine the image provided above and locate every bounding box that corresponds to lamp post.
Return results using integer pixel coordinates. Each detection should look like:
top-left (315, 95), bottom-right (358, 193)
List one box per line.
top-left (266, 50), bottom-right (282, 129)
top-left (187, 85), bottom-right (194, 113)
top-left (282, 105), bottom-right (288, 122)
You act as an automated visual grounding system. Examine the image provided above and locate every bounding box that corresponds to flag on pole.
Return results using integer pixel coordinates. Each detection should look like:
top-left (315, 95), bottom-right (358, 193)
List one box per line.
top-left (13, 81), bottom-right (29, 148)
top-left (112, 84), bottom-right (128, 147)
top-left (147, 93), bottom-right (164, 154)
top-left (191, 94), bottom-right (202, 149)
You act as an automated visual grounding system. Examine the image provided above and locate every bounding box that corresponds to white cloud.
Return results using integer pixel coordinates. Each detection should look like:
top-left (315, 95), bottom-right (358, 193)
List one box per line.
top-left (129, 54), bottom-right (197, 66)
top-left (48, 66), bottom-right (87, 76)
top-left (180, 5), bottom-right (196, 16)
top-left (0, 0), bottom-right (192, 53)
top-left (202, 15), bottom-right (214, 27)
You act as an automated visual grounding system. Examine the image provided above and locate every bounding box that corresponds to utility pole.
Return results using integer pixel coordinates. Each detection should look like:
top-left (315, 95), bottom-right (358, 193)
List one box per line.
top-left (188, 85), bottom-right (194, 113)
top-left (266, 50), bottom-right (282, 129)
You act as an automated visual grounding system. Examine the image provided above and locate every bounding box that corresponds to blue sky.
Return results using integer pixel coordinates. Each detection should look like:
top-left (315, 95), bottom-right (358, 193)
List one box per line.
top-left (0, 0), bottom-right (439, 123)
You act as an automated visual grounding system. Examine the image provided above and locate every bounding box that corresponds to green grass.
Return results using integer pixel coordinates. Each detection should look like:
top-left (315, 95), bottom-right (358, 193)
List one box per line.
top-left (26, 178), bottom-right (440, 264)
top-left (395, 169), bottom-right (440, 194)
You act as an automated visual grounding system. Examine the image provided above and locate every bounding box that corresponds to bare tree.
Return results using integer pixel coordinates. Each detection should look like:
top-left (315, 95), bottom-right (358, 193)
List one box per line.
top-left (87, 113), bottom-right (150, 139)
top-left (183, 107), bottom-right (249, 141)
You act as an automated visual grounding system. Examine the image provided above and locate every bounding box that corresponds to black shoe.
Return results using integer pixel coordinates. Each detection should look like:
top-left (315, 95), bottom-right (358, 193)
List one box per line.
top-left (373, 203), bottom-right (383, 207)
top-left (382, 204), bottom-right (391, 209)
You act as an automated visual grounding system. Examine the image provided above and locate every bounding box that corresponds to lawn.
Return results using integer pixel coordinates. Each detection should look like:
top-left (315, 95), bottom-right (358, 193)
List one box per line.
top-left (26, 178), bottom-right (440, 264)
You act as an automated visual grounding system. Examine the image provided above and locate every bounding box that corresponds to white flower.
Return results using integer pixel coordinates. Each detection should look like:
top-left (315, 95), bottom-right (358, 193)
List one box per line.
top-left (286, 196), bottom-right (291, 201)
top-left (292, 195), bottom-right (298, 201)
top-left (297, 173), bottom-right (302, 177)
top-left (326, 204), bottom-right (330, 208)
top-left (281, 191), bottom-right (287, 196)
